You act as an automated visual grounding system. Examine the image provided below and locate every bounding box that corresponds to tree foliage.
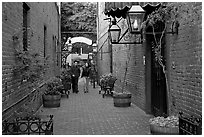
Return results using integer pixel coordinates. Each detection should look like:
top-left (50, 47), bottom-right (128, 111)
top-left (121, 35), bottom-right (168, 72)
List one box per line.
top-left (61, 2), bottom-right (97, 32)
top-left (61, 2), bottom-right (97, 54)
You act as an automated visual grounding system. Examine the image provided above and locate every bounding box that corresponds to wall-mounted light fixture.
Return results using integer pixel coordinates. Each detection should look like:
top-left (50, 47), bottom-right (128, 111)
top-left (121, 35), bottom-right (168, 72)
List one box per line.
top-left (108, 18), bottom-right (121, 44)
top-left (107, 5), bottom-right (145, 44)
top-left (126, 5), bottom-right (146, 34)
top-left (64, 37), bottom-right (72, 52)
top-left (92, 43), bottom-right (97, 53)
top-left (105, 4), bottom-right (179, 45)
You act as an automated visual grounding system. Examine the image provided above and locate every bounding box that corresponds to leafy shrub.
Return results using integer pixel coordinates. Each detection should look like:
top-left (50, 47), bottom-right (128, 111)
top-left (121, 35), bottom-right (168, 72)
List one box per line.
top-left (44, 77), bottom-right (64, 95)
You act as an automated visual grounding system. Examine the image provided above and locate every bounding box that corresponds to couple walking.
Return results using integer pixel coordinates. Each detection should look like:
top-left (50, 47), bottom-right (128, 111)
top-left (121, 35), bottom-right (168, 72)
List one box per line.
top-left (70, 60), bottom-right (91, 93)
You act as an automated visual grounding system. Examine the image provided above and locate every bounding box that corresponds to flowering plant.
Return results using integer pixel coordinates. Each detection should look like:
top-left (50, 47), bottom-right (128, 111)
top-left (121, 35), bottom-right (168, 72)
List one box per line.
top-left (149, 115), bottom-right (179, 127)
top-left (99, 73), bottom-right (117, 88)
top-left (44, 77), bottom-right (64, 95)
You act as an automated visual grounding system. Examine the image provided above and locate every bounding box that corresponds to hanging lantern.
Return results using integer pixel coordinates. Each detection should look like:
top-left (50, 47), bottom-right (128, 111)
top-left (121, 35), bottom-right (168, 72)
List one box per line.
top-left (108, 18), bottom-right (121, 44)
top-left (126, 5), bottom-right (146, 34)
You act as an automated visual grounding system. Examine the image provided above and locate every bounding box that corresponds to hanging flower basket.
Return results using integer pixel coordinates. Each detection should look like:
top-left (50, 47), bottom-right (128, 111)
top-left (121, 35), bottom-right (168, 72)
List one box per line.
top-left (149, 116), bottom-right (179, 135)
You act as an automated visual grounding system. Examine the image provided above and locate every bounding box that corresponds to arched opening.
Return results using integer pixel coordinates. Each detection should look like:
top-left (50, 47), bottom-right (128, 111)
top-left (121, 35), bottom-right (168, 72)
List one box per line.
top-left (62, 37), bottom-right (94, 68)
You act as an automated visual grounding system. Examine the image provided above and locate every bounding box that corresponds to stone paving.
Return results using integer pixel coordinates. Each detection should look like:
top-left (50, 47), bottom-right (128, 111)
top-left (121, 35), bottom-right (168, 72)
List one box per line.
top-left (37, 81), bottom-right (152, 135)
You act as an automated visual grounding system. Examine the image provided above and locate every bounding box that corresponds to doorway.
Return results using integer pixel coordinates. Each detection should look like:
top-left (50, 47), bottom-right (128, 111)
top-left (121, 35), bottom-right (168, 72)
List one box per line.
top-left (145, 22), bottom-right (168, 117)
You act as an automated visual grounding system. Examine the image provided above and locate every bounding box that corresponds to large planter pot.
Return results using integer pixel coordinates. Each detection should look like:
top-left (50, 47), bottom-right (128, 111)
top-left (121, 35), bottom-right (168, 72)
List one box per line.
top-left (150, 124), bottom-right (179, 135)
top-left (42, 94), bottom-right (61, 108)
top-left (112, 91), bottom-right (131, 107)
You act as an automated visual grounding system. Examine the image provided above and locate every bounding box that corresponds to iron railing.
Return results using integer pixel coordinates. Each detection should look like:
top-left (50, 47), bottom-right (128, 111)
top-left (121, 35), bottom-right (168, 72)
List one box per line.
top-left (2, 115), bottom-right (53, 135)
top-left (179, 112), bottom-right (202, 135)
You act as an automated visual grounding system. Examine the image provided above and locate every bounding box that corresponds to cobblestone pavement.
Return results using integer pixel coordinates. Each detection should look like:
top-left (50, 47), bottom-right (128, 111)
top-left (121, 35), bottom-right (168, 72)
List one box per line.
top-left (37, 81), bottom-right (152, 135)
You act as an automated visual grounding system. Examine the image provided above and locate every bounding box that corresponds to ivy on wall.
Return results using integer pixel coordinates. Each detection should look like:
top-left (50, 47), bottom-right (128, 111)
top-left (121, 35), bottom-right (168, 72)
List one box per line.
top-left (12, 27), bottom-right (49, 83)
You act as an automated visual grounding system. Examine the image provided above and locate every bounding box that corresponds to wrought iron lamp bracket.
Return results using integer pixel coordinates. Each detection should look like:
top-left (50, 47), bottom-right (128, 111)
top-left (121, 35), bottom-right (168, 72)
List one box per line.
top-left (112, 28), bottom-right (142, 44)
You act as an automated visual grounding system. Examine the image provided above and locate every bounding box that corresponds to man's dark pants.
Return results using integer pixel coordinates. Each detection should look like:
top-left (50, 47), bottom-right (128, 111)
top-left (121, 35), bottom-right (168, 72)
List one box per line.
top-left (72, 76), bottom-right (79, 93)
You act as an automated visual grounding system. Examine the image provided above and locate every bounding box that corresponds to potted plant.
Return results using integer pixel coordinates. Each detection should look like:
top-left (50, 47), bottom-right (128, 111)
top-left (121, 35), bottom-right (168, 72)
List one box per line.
top-left (99, 73), bottom-right (117, 98)
top-left (42, 77), bottom-right (63, 108)
top-left (149, 115), bottom-right (179, 135)
top-left (58, 68), bottom-right (72, 98)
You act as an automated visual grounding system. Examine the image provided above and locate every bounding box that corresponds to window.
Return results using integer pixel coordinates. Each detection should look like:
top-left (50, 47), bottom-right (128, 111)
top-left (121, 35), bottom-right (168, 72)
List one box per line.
top-left (23, 2), bottom-right (30, 51)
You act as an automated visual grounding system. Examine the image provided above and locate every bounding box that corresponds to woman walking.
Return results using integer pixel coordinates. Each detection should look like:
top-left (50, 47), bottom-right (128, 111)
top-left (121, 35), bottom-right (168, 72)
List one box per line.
top-left (82, 62), bottom-right (91, 93)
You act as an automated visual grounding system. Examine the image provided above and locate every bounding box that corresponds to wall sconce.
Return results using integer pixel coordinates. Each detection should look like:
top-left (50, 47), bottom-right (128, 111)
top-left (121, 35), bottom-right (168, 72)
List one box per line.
top-left (126, 5), bottom-right (146, 34)
top-left (170, 20), bottom-right (179, 35)
top-left (88, 53), bottom-right (93, 60)
top-left (92, 43), bottom-right (97, 53)
top-left (108, 18), bottom-right (121, 44)
top-left (108, 5), bottom-right (145, 44)
top-left (64, 37), bottom-right (72, 52)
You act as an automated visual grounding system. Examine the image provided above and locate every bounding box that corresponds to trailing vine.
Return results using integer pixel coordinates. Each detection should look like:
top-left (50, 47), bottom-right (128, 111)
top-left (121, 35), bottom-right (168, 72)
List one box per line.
top-left (142, 3), bottom-right (179, 114)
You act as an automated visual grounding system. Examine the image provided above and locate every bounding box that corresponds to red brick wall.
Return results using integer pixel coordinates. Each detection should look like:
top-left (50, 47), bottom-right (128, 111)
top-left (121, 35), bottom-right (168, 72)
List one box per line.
top-left (167, 2), bottom-right (202, 117)
top-left (2, 2), bottom-right (61, 120)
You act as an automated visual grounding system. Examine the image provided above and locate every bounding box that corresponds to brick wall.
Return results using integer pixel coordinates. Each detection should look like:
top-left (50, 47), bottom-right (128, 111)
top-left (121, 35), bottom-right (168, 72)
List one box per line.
top-left (97, 2), bottom-right (111, 76)
top-left (2, 2), bottom-right (61, 120)
top-left (167, 2), bottom-right (202, 117)
top-left (112, 19), bottom-right (146, 110)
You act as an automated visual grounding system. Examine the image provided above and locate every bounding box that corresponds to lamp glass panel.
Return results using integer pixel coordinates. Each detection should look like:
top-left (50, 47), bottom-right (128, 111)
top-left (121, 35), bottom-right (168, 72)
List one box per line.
top-left (110, 30), bottom-right (120, 43)
top-left (109, 24), bottom-right (121, 43)
top-left (127, 12), bottom-right (145, 33)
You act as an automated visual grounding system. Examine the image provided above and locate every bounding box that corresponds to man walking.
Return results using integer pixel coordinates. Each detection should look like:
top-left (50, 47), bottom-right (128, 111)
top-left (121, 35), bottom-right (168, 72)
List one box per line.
top-left (70, 60), bottom-right (81, 93)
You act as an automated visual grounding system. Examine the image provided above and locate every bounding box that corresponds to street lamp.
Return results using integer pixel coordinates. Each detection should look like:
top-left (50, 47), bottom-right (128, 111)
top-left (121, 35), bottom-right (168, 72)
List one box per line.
top-left (126, 5), bottom-right (146, 34)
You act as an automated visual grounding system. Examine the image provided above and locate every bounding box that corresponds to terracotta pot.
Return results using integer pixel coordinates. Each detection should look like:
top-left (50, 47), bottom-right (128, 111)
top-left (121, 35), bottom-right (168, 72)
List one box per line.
top-left (112, 91), bottom-right (131, 107)
top-left (42, 94), bottom-right (61, 108)
top-left (150, 124), bottom-right (179, 135)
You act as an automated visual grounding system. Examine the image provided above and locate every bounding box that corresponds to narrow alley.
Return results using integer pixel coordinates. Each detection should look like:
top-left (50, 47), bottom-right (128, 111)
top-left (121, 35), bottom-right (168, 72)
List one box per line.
top-left (37, 81), bottom-right (152, 135)
top-left (2, 2), bottom-right (202, 135)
